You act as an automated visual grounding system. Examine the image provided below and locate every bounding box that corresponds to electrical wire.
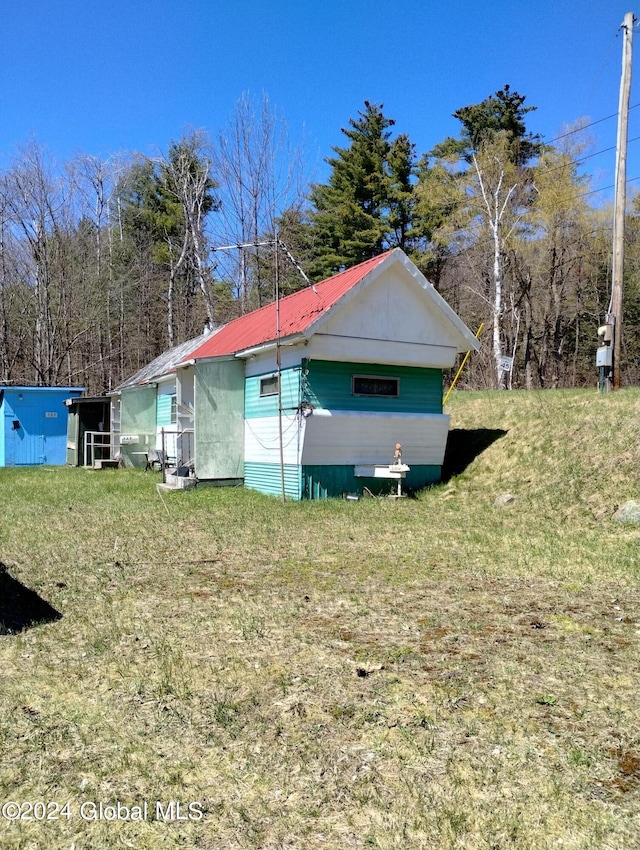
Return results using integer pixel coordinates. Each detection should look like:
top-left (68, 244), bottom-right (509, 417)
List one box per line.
top-left (244, 411), bottom-right (299, 451)
top-left (545, 103), bottom-right (640, 146)
top-left (537, 135), bottom-right (640, 177)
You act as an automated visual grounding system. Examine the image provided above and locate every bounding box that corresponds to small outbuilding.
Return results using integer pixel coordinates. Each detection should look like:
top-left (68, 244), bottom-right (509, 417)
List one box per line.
top-left (111, 248), bottom-right (480, 498)
top-left (0, 386), bottom-right (84, 467)
top-left (64, 395), bottom-right (111, 466)
top-left (110, 333), bottom-right (213, 469)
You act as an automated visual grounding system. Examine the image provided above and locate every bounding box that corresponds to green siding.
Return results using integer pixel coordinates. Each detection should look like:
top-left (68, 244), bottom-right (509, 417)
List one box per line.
top-left (302, 360), bottom-right (442, 414)
top-left (156, 393), bottom-right (174, 426)
top-left (303, 464), bottom-right (441, 499)
top-left (195, 360), bottom-right (245, 479)
top-left (244, 462), bottom-right (302, 500)
top-left (120, 386), bottom-right (156, 468)
top-left (244, 361), bottom-right (443, 499)
top-left (245, 367), bottom-right (301, 419)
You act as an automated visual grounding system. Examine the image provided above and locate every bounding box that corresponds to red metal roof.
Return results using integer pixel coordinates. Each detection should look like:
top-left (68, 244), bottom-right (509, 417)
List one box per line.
top-left (184, 251), bottom-right (394, 361)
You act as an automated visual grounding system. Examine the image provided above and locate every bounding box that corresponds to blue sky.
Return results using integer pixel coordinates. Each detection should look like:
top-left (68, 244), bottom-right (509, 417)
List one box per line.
top-left (1, 1), bottom-right (638, 200)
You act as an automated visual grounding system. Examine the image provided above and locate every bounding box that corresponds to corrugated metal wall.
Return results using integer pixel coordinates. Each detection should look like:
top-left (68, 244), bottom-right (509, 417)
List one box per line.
top-left (244, 462), bottom-right (302, 500)
top-left (300, 411), bottom-right (450, 467)
top-left (244, 367), bottom-right (301, 418)
top-left (302, 464), bottom-right (441, 499)
top-left (241, 360), bottom-right (447, 499)
top-left (156, 392), bottom-right (174, 426)
top-left (242, 366), bottom-right (302, 498)
top-left (155, 383), bottom-right (177, 460)
top-left (297, 359), bottom-right (446, 498)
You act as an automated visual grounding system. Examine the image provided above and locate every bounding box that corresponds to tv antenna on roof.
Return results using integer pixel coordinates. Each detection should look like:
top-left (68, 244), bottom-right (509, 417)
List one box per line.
top-left (211, 238), bottom-right (312, 501)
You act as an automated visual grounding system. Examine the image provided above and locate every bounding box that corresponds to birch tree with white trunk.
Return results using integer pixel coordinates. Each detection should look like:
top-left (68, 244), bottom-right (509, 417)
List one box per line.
top-left (156, 132), bottom-right (219, 334)
top-left (471, 144), bottom-right (520, 389)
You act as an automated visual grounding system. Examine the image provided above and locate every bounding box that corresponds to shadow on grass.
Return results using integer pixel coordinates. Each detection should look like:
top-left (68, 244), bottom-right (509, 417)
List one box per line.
top-left (0, 563), bottom-right (62, 635)
top-left (441, 428), bottom-right (508, 482)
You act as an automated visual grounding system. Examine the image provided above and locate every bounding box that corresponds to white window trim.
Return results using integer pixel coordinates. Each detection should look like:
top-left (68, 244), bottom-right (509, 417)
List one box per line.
top-left (352, 374), bottom-right (400, 398)
top-left (259, 374), bottom-right (279, 397)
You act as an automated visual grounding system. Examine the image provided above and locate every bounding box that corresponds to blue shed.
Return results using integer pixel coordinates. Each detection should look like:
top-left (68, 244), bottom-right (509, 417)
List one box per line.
top-left (0, 386), bottom-right (84, 467)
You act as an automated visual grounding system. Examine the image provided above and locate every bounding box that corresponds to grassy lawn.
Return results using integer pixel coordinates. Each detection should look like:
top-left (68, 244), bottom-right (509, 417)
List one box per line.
top-left (1, 388), bottom-right (639, 849)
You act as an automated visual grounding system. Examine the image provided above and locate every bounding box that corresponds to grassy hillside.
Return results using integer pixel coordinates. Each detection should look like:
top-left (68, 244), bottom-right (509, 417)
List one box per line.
top-left (0, 389), bottom-right (639, 849)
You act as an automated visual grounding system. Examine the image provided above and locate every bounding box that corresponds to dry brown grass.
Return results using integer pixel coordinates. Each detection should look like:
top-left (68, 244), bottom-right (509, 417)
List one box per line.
top-left (1, 389), bottom-right (639, 848)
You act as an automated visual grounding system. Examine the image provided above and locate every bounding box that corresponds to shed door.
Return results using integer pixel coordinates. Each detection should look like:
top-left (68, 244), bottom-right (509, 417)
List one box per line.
top-left (6, 422), bottom-right (45, 466)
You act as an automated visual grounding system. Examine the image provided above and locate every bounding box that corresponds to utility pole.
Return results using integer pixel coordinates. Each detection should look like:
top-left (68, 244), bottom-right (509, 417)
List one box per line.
top-left (608, 11), bottom-right (635, 390)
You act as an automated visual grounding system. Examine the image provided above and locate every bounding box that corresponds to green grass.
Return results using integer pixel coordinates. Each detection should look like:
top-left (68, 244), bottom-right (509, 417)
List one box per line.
top-left (1, 388), bottom-right (640, 848)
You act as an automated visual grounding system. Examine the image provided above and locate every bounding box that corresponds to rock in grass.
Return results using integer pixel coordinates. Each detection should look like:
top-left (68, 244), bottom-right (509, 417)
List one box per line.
top-left (613, 500), bottom-right (640, 524)
top-left (494, 493), bottom-right (516, 508)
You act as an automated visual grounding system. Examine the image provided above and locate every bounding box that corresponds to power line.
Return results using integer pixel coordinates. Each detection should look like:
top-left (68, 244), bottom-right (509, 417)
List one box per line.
top-left (545, 103), bottom-right (640, 146)
top-left (579, 174), bottom-right (640, 201)
top-left (548, 103), bottom-right (640, 145)
top-left (536, 135), bottom-right (640, 178)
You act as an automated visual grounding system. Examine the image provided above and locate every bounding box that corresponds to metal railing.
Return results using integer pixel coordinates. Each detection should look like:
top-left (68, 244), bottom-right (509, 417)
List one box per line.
top-left (83, 428), bottom-right (195, 470)
top-left (159, 428), bottom-right (195, 468)
top-left (84, 431), bottom-right (112, 467)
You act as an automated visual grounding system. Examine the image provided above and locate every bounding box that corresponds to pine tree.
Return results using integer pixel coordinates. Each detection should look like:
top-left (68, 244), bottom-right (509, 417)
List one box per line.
top-left (308, 101), bottom-right (395, 277)
top-left (452, 84), bottom-right (543, 166)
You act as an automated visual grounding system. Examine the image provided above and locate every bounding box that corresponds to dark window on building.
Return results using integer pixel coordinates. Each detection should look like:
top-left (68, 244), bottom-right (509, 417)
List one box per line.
top-left (260, 374), bottom-right (279, 397)
top-left (352, 375), bottom-right (399, 397)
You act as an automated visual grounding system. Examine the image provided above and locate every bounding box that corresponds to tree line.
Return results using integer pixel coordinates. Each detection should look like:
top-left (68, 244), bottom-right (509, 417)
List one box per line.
top-left (0, 89), bottom-right (637, 395)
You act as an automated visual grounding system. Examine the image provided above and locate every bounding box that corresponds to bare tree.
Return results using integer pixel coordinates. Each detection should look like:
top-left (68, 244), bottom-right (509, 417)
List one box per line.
top-left (432, 135), bottom-right (526, 389)
top-left (68, 153), bottom-right (125, 388)
top-left (0, 180), bottom-right (32, 383)
top-left (514, 128), bottom-right (594, 388)
top-left (212, 92), bottom-right (307, 310)
top-left (3, 143), bottom-right (67, 383)
top-left (155, 131), bottom-right (219, 333)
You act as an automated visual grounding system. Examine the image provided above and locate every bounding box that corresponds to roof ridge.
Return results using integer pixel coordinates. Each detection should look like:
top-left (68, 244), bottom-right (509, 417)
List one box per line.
top-left (180, 249), bottom-right (397, 363)
top-left (232, 248), bottom-right (394, 313)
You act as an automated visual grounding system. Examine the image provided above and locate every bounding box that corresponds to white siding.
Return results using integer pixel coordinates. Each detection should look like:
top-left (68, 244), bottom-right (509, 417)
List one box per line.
top-left (318, 265), bottom-right (470, 351)
top-left (300, 411), bottom-right (450, 466)
top-left (306, 335), bottom-right (458, 369)
top-left (244, 413), bottom-right (305, 466)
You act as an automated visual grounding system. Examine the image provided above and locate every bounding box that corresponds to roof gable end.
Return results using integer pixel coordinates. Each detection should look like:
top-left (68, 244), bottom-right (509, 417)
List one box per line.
top-left (180, 248), bottom-right (479, 364)
top-left (182, 251), bottom-right (394, 362)
top-left (301, 249), bottom-right (480, 353)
